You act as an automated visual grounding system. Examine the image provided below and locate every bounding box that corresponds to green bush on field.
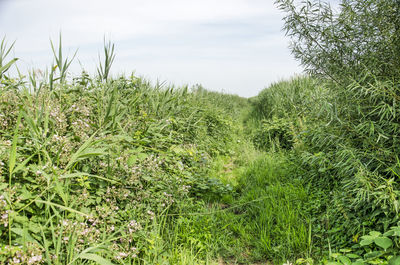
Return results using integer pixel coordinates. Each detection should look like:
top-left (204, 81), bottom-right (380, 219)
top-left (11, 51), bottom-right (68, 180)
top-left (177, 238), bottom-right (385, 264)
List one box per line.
top-left (0, 38), bottom-right (244, 264)
top-left (253, 117), bottom-right (295, 151)
top-left (2, 0), bottom-right (400, 262)
top-left (246, 0), bottom-right (400, 261)
top-left (250, 62), bottom-right (400, 263)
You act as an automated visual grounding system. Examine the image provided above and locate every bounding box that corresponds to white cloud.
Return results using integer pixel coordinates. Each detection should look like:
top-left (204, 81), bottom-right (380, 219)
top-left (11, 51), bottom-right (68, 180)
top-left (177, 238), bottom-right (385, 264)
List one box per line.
top-left (0, 0), bottom-right (303, 97)
top-left (2, 0), bottom-right (280, 45)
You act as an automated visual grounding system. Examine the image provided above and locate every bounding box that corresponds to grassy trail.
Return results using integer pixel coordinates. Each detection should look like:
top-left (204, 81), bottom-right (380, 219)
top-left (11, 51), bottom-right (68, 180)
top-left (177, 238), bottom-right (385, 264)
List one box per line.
top-left (2, 24), bottom-right (400, 262)
top-left (192, 108), bottom-right (312, 265)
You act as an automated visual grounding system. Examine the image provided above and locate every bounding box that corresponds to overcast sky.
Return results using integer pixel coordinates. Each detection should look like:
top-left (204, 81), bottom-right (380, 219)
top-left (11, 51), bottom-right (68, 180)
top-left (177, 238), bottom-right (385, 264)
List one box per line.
top-left (0, 0), bottom-right (313, 97)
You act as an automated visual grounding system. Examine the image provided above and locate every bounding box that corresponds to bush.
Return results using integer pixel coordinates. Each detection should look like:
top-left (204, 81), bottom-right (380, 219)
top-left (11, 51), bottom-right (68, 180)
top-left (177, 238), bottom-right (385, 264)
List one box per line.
top-left (0, 71), bottom-right (240, 263)
top-left (253, 117), bottom-right (295, 151)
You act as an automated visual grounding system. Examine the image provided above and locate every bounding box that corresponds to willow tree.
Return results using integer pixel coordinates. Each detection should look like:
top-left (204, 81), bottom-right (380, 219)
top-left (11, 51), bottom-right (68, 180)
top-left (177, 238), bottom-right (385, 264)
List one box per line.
top-left (275, 0), bottom-right (400, 85)
top-left (273, 0), bottom-right (400, 245)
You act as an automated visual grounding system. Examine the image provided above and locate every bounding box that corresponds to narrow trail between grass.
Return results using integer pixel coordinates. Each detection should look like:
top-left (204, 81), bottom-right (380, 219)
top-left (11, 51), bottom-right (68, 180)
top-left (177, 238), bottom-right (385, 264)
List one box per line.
top-left (189, 109), bottom-right (311, 265)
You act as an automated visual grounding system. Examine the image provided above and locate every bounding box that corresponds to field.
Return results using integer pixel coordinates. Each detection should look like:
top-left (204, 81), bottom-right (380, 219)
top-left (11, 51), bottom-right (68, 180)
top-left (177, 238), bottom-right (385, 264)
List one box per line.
top-left (1, 0), bottom-right (400, 264)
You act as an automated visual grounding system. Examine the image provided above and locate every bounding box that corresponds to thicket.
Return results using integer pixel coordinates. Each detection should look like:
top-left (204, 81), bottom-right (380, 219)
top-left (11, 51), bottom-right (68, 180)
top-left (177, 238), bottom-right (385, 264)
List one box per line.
top-left (2, 0), bottom-right (400, 263)
top-left (0, 35), bottom-right (310, 265)
top-left (0, 37), bottom-right (248, 264)
top-left (249, 0), bottom-right (400, 262)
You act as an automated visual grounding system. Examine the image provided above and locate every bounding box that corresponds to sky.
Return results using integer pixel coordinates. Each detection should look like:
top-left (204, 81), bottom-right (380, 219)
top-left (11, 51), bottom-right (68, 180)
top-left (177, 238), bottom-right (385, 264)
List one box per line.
top-left (0, 0), bottom-right (312, 97)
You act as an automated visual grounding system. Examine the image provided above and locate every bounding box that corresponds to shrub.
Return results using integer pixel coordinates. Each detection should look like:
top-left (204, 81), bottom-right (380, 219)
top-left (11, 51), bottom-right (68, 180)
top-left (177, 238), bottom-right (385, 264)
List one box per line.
top-left (253, 117), bottom-right (295, 151)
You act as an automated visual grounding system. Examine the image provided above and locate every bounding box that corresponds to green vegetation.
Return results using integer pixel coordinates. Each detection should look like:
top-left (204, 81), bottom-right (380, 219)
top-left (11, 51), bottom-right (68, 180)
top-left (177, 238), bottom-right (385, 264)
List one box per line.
top-left (248, 0), bottom-right (400, 263)
top-left (1, 0), bottom-right (400, 264)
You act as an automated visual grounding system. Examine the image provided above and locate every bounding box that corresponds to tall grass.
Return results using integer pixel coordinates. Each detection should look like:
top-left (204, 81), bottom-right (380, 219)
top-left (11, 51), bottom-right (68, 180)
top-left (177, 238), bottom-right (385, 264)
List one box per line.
top-left (0, 37), bottom-right (18, 80)
top-left (227, 154), bottom-right (310, 262)
top-left (0, 37), bottom-right (246, 264)
top-left (249, 72), bottom-right (400, 261)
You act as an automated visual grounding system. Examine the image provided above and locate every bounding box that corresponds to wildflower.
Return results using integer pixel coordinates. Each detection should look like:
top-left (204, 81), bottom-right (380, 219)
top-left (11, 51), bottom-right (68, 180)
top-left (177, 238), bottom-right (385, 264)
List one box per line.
top-left (81, 228), bottom-right (89, 236)
top-left (147, 210), bottom-right (155, 220)
top-left (115, 252), bottom-right (129, 260)
top-left (2, 212), bottom-right (9, 227)
top-left (127, 220), bottom-right (141, 233)
top-left (27, 255), bottom-right (42, 264)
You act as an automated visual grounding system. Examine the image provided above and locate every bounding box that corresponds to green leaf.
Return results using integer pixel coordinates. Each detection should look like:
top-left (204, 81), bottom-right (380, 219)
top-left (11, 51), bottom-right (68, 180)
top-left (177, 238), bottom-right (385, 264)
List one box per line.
top-left (22, 111), bottom-right (40, 137)
top-left (20, 187), bottom-right (33, 200)
top-left (374, 237), bottom-right (392, 250)
top-left (359, 239), bottom-right (373, 246)
top-left (390, 226), bottom-right (400, 236)
top-left (0, 58), bottom-right (18, 75)
top-left (35, 200), bottom-right (91, 217)
top-left (78, 253), bottom-right (115, 265)
top-left (383, 230), bottom-right (394, 237)
top-left (12, 154), bottom-right (35, 175)
top-left (364, 251), bottom-right (384, 259)
top-left (60, 172), bottom-right (120, 184)
top-left (9, 109), bottom-right (22, 176)
top-left (65, 131), bottom-right (100, 171)
top-left (137, 152), bottom-right (148, 161)
top-left (127, 155), bottom-right (137, 166)
top-left (351, 261), bottom-right (365, 265)
top-left (389, 256), bottom-right (400, 265)
top-left (11, 228), bottom-right (39, 244)
top-left (338, 255), bottom-right (351, 265)
top-left (369, 231), bottom-right (381, 237)
top-left (360, 235), bottom-right (375, 241)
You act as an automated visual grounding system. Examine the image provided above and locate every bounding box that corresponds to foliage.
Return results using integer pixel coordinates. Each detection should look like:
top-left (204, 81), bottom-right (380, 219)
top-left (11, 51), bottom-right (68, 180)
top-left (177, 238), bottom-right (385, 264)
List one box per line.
top-left (250, 74), bottom-right (400, 257)
top-left (249, 76), bottom-right (319, 121)
top-left (253, 117), bottom-right (295, 151)
top-left (230, 154), bottom-right (311, 262)
top-left (0, 38), bottom-right (244, 264)
top-left (327, 226), bottom-right (400, 265)
top-left (276, 0), bottom-right (400, 85)
top-left (244, 0), bottom-right (400, 259)
top-left (97, 39), bottom-right (115, 82)
top-left (0, 37), bottom-right (18, 81)
top-left (3, 0), bottom-right (400, 260)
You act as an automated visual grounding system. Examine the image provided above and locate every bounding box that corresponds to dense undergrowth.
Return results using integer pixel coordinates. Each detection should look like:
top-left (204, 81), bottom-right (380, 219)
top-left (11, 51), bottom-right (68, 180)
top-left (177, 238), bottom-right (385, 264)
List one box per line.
top-left (247, 0), bottom-right (400, 263)
top-left (1, 0), bottom-right (400, 264)
top-left (0, 74), bottom-right (234, 263)
top-left (0, 36), bottom-right (316, 264)
top-left (0, 65), bottom-right (311, 264)
top-left (0, 36), bottom-right (254, 264)
top-left (249, 75), bottom-right (400, 264)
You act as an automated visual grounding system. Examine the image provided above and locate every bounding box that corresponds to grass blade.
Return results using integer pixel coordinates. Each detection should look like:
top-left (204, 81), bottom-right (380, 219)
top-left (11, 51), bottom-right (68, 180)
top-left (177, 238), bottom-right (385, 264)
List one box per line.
top-left (78, 253), bottom-right (115, 265)
top-left (35, 199), bottom-right (91, 218)
top-left (9, 109), bottom-right (22, 179)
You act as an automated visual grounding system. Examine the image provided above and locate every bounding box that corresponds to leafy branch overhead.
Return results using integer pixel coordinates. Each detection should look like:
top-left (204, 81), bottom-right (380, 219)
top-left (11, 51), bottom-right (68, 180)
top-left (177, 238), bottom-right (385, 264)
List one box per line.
top-left (275, 0), bottom-right (400, 85)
